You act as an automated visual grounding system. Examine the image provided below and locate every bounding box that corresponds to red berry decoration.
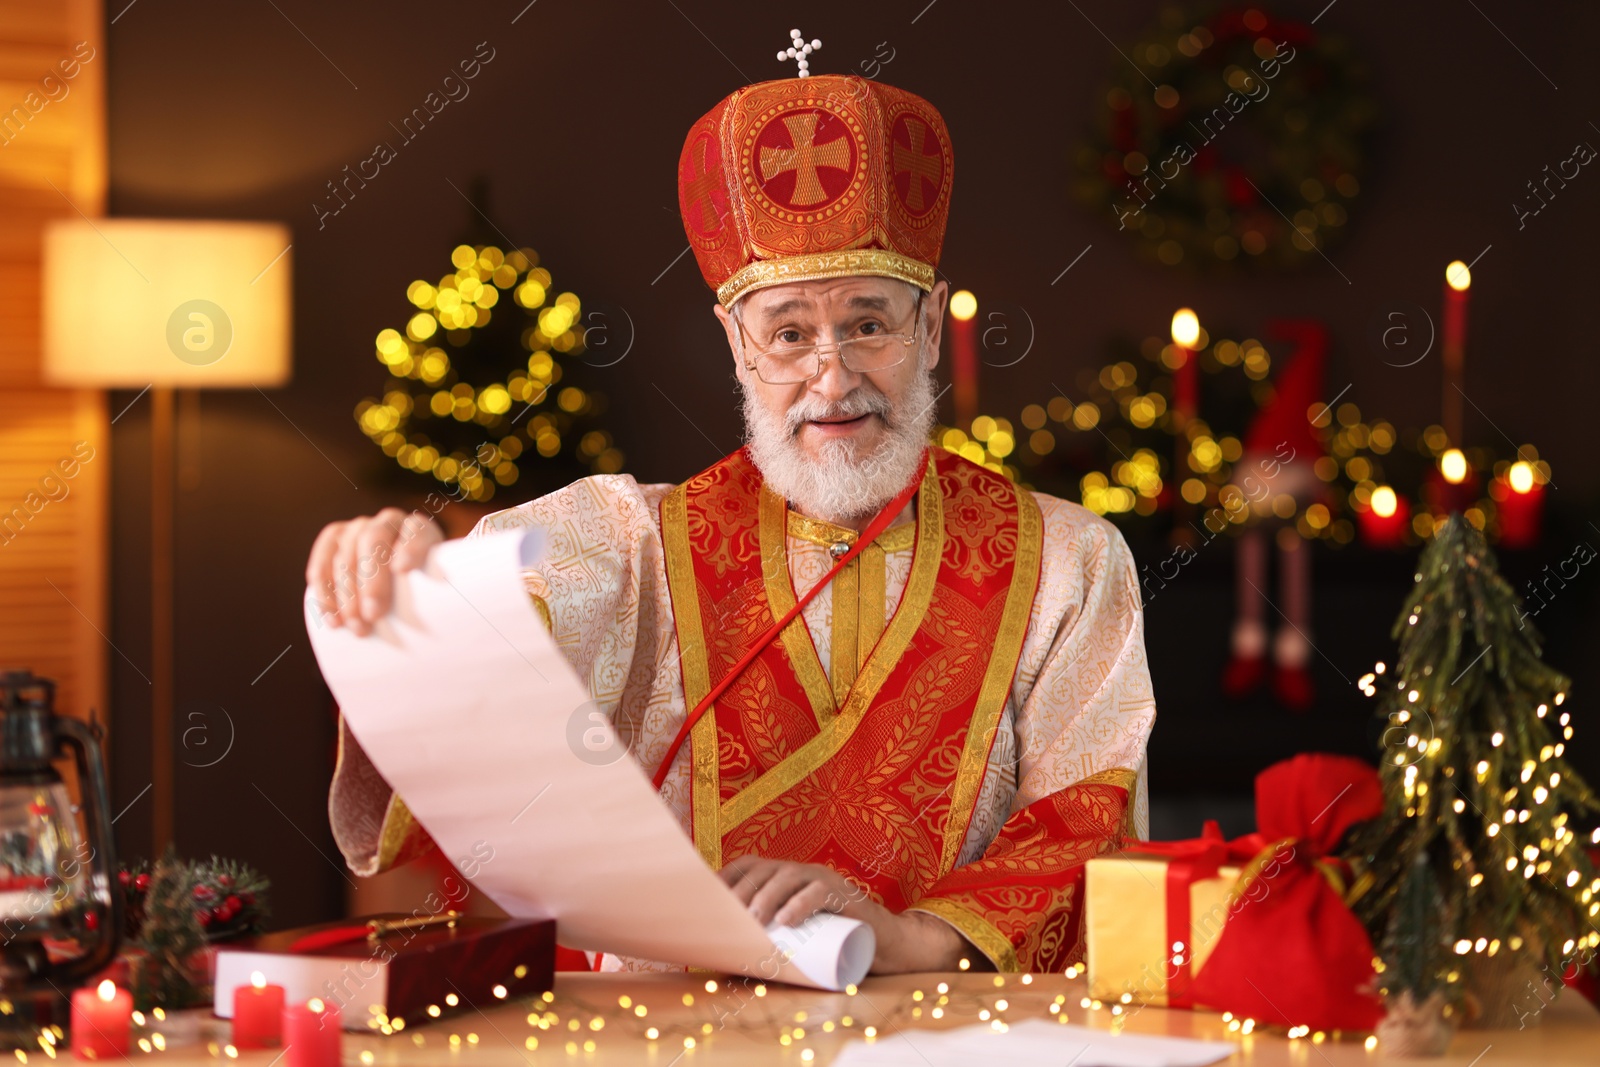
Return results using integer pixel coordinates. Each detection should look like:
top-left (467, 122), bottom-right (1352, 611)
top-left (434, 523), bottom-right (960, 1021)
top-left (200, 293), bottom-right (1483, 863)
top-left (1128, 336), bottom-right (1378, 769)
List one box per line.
top-left (117, 871), bottom-right (130, 887)
top-left (84, 911), bottom-right (99, 932)
top-left (133, 873), bottom-right (150, 892)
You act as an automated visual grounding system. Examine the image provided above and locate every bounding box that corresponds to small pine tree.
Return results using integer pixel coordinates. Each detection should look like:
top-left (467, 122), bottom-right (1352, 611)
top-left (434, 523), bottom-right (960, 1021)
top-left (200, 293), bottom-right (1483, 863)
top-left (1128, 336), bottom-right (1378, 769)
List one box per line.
top-left (1347, 515), bottom-right (1600, 1011)
top-left (132, 846), bottom-right (208, 1011)
top-left (1379, 854), bottom-right (1452, 1000)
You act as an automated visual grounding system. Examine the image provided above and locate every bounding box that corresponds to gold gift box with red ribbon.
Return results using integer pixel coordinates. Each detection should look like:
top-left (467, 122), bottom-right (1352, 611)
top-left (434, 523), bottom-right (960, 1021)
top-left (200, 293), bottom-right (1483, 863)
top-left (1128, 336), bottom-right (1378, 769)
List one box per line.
top-left (1084, 823), bottom-right (1249, 1008)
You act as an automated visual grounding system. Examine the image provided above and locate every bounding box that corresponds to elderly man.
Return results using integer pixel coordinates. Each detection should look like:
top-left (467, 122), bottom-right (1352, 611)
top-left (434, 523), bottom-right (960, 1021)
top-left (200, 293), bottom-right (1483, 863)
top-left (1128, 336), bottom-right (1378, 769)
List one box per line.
top-left (309, 72), bottom-right (1155, 976)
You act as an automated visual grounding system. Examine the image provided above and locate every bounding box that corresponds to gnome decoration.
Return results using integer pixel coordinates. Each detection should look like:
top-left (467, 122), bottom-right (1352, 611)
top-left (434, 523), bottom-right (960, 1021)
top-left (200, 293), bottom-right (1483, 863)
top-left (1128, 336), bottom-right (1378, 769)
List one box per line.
top-left (1221, 320), bottom-right (1330, 711)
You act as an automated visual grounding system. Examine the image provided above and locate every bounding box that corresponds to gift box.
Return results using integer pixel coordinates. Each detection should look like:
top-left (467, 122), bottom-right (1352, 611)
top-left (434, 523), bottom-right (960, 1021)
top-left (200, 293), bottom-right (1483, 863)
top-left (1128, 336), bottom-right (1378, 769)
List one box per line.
top-left (1083, 754), bottom-right (1389, 1032)
top-left (1084, 829), bottom-right (1244, 1007)
top-left (214, 914), bottom-right (554, 1030)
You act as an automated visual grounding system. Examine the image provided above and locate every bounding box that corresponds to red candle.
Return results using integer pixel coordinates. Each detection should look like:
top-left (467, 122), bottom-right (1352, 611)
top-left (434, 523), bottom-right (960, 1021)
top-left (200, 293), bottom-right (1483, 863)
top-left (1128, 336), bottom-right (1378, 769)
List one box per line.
top-left (232, 971), bottom-right (286, 1048)
top-left (1441, 261), bottom-right (1471, 444)
top-left (1496, 462), bottom-right (1545, 549)
top-left (1170, 308), bottom-right (1201, 423)
top-left (949, 289), bottom-right (978, 429)
top-left (71, 980), bottom-right (131, 1060)
top-left (1359, 486), bottom-right (1410, 549)
top-left (282, 997), bottom-right (342, 1067)
top-left (1425, 448), bottom-right (1479, 517)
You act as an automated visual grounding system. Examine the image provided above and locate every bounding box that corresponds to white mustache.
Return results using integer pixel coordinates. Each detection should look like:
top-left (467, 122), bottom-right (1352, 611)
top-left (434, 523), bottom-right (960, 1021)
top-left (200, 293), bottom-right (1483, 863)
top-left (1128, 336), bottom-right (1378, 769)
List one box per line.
top-left (783, 390), bottom-right (893, 437)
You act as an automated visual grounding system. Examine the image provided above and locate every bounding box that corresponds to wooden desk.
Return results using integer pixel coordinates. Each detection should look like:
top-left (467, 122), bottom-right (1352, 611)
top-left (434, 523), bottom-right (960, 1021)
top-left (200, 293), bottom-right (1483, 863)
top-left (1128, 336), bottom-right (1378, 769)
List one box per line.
top-left (170, 972), bottom-right (1600, 1065)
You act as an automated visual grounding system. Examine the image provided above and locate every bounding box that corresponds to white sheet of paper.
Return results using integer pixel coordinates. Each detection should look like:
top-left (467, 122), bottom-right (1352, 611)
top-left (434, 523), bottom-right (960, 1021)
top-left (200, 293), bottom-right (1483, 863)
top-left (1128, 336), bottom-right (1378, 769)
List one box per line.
top-left (828, 1019), bottom-right (1237, 1067)
top-left (303, 529), bottom-right (874, 991)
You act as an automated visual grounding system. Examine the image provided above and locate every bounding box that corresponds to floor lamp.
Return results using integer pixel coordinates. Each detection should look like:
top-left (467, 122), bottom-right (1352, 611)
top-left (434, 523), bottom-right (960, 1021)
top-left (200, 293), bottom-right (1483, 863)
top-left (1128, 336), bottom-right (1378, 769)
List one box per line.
top-left (42, 219), bottom-right (293, 858)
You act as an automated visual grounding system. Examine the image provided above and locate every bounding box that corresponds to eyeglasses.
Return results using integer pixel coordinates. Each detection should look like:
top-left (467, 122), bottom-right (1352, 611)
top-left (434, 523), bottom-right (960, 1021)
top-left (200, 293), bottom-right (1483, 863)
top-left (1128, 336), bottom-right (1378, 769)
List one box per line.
top-left (735, 292), bottom-right (924, 385)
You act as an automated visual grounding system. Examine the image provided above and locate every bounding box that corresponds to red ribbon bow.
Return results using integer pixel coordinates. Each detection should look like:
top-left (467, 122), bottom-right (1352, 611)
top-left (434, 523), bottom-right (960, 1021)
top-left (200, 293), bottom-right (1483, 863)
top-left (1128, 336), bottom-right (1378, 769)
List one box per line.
top-left (1131, 754), bottom-right (1385, 1030)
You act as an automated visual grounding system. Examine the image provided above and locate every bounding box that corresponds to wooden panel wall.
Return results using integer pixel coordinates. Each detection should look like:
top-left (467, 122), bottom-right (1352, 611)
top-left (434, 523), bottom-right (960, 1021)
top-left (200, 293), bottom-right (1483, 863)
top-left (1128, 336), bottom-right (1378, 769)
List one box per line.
top-left (0, 0), bottom-right (108, 724)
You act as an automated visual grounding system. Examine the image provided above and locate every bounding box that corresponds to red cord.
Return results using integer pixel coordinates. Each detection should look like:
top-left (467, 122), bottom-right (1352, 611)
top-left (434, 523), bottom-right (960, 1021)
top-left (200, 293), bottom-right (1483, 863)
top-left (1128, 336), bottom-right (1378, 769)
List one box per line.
top-left (649, 453), bottom-right (926, 791)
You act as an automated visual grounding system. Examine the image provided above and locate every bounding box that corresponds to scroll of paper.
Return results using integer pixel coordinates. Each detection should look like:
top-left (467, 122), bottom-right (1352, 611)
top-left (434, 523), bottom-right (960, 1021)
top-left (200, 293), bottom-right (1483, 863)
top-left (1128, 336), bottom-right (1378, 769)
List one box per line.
top-left (303, 529), bottom-right (874, 991)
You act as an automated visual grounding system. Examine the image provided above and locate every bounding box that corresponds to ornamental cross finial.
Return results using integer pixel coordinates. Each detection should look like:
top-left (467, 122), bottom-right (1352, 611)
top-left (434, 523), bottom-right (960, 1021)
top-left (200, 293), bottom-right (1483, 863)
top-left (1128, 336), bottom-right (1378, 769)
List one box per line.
top-left (777, 28), bottom-right (821, 77)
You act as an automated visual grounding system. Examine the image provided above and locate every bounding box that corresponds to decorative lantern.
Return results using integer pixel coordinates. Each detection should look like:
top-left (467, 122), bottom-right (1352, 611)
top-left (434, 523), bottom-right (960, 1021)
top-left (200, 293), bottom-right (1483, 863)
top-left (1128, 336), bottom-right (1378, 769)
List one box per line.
top-left (0, 672), bottom-right (123, 1045)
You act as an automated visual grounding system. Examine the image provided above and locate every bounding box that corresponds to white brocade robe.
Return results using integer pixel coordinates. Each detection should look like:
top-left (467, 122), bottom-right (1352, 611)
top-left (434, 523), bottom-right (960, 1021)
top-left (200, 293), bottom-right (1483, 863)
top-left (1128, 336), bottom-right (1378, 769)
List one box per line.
top-left (329, 470), bottom-right (1156, 968)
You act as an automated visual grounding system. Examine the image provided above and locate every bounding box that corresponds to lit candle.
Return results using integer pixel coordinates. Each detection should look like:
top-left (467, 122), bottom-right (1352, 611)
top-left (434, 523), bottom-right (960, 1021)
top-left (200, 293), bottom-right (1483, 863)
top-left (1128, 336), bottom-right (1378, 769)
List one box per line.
top-left (232, 971), bottom-right (286, 1048)
top-left (282, 997), bottom-right (342, 1067)
top-left (1170, 308), bottom-right (1201, 423)
top-left (1495, 460), bottom-right (1545, 549)
top-left (1441, 261), bottom-right (1471, 443)
top-left (1360, 485), bottom-right (1409, 548)
top-left (1425, 446), bottom-right (1478, 516)
top-left (71, 980), bottom-right (131, 1060)
top-left (948, 289), bottom-right (978, 428)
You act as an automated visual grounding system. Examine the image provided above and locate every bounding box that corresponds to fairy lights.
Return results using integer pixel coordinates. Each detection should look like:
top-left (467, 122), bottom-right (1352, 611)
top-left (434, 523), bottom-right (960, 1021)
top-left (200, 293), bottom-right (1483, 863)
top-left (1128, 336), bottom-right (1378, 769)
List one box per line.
top-left (356, 243), bottom-right (622, 502)
top-left (939, 319), bottom-right (1546, 545)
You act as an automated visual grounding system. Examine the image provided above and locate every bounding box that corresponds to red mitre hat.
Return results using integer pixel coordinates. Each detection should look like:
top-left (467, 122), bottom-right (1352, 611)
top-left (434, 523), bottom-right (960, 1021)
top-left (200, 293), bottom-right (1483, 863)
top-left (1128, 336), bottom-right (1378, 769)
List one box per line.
top-left (677, 75), bottom-right (953, 307)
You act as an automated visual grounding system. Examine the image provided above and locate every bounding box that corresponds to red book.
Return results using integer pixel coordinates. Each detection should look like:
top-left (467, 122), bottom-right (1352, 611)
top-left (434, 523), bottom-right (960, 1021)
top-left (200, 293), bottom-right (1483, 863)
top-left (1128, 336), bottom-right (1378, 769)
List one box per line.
top-left (213, 914), bottom-right (554, 1031)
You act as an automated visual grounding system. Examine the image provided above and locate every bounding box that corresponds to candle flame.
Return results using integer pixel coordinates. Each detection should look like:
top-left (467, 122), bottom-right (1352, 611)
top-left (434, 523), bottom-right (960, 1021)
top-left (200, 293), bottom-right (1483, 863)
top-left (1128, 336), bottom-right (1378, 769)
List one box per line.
top-left (1371, 486), bottom-right (1398, 518)
top-left (1508, 461), bottom-right (1535, 494)
top-left (1440, 448), bottom-right (1468, 484)
top-left (949, 290), bottom-right (977, 322)
top-left (251, 972), bottom-right (267, 989)
top-left (307, 998), bottom-right (325, 1013)
top-left (1170, 308), bottom-right (1200, 347)
top-left (1446, 260), bottom-right (1471, 291)
top-left (96, 980), bottom-right (116, 1003)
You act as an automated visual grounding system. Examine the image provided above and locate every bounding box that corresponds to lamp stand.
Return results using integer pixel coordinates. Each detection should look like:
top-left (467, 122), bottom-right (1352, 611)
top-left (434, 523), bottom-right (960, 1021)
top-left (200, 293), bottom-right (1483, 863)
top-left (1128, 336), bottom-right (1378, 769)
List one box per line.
top-left (151, 386), bottom-right (174, 857)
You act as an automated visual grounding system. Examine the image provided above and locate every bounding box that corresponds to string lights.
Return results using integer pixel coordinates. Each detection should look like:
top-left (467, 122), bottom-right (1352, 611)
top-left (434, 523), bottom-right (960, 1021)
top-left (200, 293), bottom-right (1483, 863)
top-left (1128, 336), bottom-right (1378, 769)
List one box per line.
top-left (938, 318), bottom-right (1549, 547)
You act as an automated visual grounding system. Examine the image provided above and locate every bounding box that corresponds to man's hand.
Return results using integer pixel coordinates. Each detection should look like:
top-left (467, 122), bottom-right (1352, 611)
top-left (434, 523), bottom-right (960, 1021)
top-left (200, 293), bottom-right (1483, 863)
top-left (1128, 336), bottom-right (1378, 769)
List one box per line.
top-left (718, 857), bottom-right (983, 974)
top-left (306, 508), bottom-right (444, 635)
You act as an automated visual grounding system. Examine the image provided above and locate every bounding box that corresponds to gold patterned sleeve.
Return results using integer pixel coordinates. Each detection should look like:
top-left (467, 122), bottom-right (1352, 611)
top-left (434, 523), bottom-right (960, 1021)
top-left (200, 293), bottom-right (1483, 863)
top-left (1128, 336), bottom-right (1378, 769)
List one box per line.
top-left (907, 503), bottom-right (1157, 972)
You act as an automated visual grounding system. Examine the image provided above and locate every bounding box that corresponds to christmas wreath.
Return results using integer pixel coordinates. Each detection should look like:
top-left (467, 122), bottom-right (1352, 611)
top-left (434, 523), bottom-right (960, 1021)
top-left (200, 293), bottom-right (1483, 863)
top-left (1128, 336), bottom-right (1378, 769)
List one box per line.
top-left (1076, 5), bottom-right (1375, 270)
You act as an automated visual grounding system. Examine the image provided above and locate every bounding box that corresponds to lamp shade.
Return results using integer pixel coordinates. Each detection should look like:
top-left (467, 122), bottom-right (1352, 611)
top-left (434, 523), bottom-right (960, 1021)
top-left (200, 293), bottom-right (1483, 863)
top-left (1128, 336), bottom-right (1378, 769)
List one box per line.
top-left (42, 219), bottom-right (292, 388)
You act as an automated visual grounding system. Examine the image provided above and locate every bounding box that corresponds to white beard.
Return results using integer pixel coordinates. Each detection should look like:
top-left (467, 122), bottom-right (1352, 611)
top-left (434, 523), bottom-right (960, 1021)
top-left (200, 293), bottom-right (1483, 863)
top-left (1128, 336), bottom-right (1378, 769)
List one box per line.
top-left (740, 353), bottom-right (937, 525)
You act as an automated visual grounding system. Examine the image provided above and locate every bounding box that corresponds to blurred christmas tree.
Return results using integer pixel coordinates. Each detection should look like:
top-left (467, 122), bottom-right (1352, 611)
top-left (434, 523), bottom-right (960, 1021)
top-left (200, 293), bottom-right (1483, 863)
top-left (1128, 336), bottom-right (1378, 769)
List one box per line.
top-left (1346, 515), bottom-right (1600, 1028)
top-left (355, 178), bottom-right (623, 504)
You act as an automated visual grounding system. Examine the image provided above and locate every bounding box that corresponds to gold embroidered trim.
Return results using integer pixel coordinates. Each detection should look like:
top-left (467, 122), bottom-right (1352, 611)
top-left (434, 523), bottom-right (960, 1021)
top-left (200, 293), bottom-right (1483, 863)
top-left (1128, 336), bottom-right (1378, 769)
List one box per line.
top-left (662, 482), bottom-right (722, 868)
top-left (717, 249), bottom-right (936, 308)
top-left (1077, 767), bottom-right (1139, 789)
top-left (526, 590), bottom-right (552, 633)
top-left (759, 487), bottom-right (838, 729)
top-left (376, 792), bottom-right (417, 873)
top-left (786, 511), bottom-right (916, 553)
top-left (858, 542), bottom-right (886, 672)
top-left (909, 898), bottom-right (1020, 973)
top-left (831, 556), bottom-right (860, 706)
top-left (938, 483), bottom-right (1043, 876)
top-left (721, 454), bottom-right (943, 828)
top-left (1077, 766), bottom-right (1140, 841)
